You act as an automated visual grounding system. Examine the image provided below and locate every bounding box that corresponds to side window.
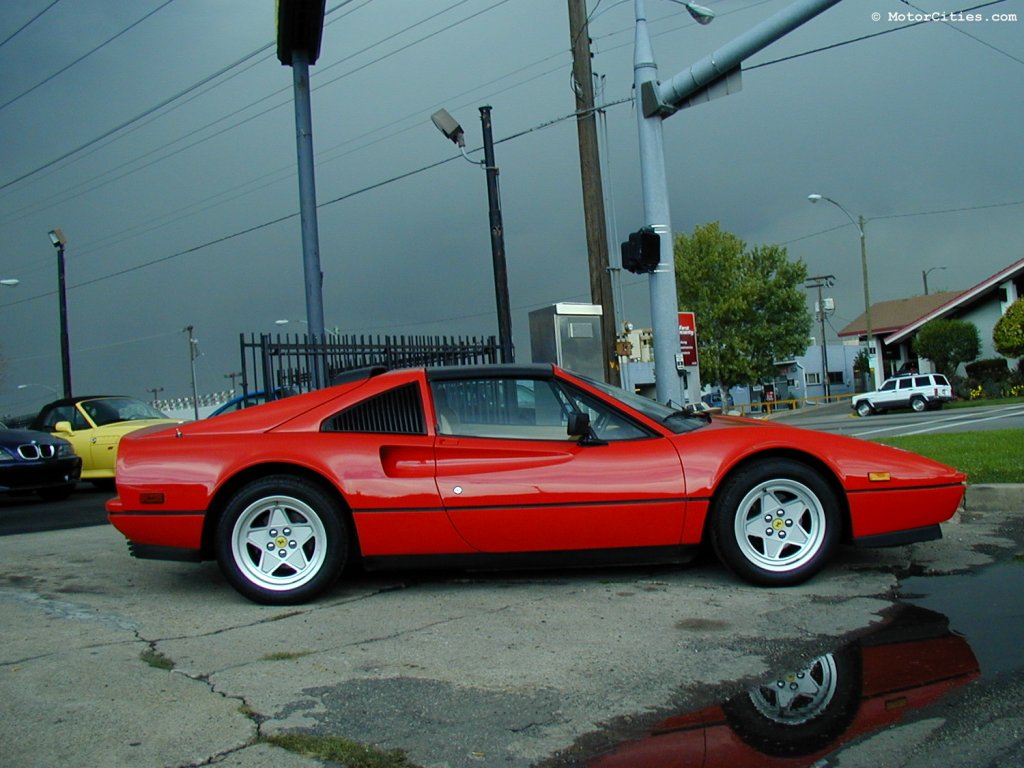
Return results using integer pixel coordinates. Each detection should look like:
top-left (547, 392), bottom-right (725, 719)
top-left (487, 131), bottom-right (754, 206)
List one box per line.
top-left (430, 377), bottom-right (650, 442)
top-left (880, 380), bottom-right (896, 391)
top-left (40, 405), bottom-right (84, 430)
top-left (558, 384), bottom-right (651, 441)
top-left (897, 379), bottom-right (912, 390)
top-left (914, 376), bottom-right (930, 387)
top-left (322, 384), bottom-right (425, 435)
top-left (431, 378), bottom-right (573, 440)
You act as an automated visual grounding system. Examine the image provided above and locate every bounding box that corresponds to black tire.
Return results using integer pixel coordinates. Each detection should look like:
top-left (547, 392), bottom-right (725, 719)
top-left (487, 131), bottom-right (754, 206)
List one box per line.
top-left (216, 475), bottom-right (348, 605)
top-left (722, 646), bottom-right (862, 757)
top-left (855, 400), bottom-right (873, 417)
top-left (910, 396), bottom-right (927, 413)
top-left (709, 459), bottom-right (842, 587)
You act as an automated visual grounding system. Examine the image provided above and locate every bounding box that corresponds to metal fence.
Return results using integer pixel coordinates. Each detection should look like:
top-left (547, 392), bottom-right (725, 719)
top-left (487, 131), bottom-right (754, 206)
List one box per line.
top-left (238, 332), bottom-right (500, 397)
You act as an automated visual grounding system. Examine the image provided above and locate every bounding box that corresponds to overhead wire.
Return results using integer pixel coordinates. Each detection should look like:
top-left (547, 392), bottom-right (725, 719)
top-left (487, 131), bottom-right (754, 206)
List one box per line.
top-left (0, 0), bottom-right (177, 114)
top-left (3, 0), bottom-right (1020, 316)
top-left (0, 0), bottom-right (64, 49)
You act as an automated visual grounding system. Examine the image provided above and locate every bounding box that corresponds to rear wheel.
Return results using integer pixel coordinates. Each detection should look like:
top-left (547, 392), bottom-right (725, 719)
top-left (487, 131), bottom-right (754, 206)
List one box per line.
top-left (710, 459), bottom-right (842, 586)
top-left (910, 396), bottom-right (927, 412)
top-left (216, 476), bottom-right (348, 604)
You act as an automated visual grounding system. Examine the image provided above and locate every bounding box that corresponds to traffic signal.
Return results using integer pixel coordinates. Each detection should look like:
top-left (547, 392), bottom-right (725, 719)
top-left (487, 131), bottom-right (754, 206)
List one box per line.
top-left (621, 228), bottom-right (660, 273)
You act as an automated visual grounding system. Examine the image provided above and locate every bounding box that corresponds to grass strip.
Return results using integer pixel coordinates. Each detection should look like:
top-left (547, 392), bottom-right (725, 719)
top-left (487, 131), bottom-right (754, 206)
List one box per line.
top-left (876, 428), bottom-right (1024, 484)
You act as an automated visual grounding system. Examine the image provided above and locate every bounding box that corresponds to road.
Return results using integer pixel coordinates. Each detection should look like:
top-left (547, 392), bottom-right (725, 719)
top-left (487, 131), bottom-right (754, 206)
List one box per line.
top-left (2, 478), bottom-right (1023, 766)
top-left (0, 485), bottom-right (109, 536)
top-left (772, 400), bottom-right (1024, 437)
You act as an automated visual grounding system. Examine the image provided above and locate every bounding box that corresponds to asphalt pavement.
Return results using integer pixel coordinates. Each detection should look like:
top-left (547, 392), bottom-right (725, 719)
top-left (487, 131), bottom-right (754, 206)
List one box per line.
top-left (2, 484), bottom-right (1023, 768)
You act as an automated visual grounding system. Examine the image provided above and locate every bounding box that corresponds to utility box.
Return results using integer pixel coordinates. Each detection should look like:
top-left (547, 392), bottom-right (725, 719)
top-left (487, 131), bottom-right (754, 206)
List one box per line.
top-left (529, 303), bottom-right (604, 379)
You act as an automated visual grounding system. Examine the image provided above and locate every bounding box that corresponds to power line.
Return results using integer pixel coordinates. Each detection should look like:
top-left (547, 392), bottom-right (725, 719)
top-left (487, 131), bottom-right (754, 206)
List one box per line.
top-left (747, 0), bottom-right (1010, 70)
top-left (0, 0), bottom-right (64, 49)
top-left (0, 0), bottom-right (176, 114)
top-left (0, 0), bottom-right (371, 195)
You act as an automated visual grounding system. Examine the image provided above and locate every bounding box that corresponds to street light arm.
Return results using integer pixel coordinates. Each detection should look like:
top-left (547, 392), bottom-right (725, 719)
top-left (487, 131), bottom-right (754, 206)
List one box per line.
top-left (808, 193), bottom-right (862, 235)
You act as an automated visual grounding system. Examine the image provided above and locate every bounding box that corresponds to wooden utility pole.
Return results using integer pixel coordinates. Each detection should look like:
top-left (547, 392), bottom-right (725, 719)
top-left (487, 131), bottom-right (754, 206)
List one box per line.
top-left (567, 0), bottom-right (619, 385)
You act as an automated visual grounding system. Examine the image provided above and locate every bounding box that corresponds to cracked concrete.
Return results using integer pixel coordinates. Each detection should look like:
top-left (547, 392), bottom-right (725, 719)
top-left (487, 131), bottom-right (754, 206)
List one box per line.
top-left (1, 485), bottom-right (1021, 767)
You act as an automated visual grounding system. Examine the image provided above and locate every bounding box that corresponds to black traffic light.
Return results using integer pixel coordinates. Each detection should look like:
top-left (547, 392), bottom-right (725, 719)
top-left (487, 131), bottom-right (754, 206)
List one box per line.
top-left (620, 227), bottom-right (660, 274)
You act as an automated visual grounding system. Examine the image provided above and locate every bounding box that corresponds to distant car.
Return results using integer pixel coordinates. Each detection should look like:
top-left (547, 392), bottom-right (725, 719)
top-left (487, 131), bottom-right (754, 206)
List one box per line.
top-left (209, 388), bottom-right (297, 418)
top-left (0, 423), bottom-right (82, 500)
top-left (31, 397), bottom-right (178, 485)
top-left (107, 364), bottom-right (965, 605)
top-left (851, 373), bottom-right (953, 417)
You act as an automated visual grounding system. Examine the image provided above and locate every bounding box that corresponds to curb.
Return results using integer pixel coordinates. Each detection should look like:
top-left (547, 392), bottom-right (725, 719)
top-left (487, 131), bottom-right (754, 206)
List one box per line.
top-left (964, 483), bottom-right (1024, 512)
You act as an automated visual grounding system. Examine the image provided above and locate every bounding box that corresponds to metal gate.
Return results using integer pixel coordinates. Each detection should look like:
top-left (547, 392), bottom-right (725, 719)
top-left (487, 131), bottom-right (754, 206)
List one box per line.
top-left (238, 332), bottom-right (500, 398)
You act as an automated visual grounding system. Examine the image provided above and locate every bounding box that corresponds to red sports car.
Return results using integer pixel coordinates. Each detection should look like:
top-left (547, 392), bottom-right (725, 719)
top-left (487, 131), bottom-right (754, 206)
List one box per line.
top-left (106, 365), bottom-right (966, 604)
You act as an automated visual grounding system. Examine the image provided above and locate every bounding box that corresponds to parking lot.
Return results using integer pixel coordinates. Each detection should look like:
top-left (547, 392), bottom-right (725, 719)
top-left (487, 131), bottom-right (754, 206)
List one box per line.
top-left (1, 485), bottom-right (1022, 767)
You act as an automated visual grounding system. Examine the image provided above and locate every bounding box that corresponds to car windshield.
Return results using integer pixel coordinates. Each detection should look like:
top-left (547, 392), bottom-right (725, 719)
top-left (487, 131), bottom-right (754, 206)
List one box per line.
top-left (80, 398), bottom-right (168, 426)
top-left (576, 375), bottom-right (707, 434)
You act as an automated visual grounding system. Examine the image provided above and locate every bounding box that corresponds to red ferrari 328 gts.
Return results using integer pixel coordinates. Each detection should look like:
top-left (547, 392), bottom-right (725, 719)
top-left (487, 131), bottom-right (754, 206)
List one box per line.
top-left (107, 365), bottom-right (966, 604)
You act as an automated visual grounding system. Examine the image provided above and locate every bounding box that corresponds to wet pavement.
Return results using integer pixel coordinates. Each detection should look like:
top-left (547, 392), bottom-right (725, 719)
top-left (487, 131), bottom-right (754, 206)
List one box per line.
top-left (1, 485), bottom-right (1022, 767)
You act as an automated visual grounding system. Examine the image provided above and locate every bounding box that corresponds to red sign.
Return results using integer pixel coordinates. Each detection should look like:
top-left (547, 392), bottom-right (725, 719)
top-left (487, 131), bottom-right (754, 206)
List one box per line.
top-left (678, 312), bottom-right (699, 367)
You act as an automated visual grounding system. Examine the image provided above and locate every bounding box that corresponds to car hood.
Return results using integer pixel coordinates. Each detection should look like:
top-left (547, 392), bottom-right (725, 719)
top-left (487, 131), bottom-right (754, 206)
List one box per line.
top-left (90, 419), bottom-right (180, 437)
top-left (0, 428), bottom-right (70, 447)
top-left (671, 415), bottom-right (965, 491)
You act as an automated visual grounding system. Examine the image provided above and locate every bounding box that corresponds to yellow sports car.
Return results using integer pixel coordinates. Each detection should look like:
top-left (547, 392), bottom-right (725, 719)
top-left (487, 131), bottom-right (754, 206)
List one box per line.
top-left (30, 396), bottom-right (178, 486)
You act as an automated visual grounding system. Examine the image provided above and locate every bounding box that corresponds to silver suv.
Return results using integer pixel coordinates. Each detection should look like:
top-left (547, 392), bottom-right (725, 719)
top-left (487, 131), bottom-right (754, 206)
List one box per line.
top-left (851, 373), bottom-right (953, 417)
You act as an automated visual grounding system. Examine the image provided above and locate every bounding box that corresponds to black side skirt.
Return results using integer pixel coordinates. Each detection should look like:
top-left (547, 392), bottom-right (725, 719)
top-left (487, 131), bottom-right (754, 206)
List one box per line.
top-left (128, 541), bottom-right (204, 562)
top-left (361, 544), bottom-right (699, 573)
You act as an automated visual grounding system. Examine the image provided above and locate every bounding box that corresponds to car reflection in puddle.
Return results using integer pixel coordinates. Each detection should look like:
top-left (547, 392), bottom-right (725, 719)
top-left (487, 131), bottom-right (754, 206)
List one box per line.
top-left (589, 604), bottom-right (979, 767)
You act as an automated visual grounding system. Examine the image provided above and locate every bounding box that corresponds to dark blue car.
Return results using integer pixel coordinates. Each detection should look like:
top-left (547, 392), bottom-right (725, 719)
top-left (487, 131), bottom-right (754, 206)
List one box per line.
top-left (0, 423), bottom-right (82, 500)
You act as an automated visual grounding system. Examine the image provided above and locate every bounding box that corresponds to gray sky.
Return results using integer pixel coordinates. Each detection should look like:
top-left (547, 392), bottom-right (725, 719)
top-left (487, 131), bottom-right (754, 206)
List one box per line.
top-left (1, 0), bottom-right (1022, 416)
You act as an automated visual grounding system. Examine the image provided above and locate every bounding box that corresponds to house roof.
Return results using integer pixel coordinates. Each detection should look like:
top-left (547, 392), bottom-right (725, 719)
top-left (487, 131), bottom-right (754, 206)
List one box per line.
top-left (884, 256), bottom-right (1024, 345)
top-left (837, 291), bottom-right (964, 339)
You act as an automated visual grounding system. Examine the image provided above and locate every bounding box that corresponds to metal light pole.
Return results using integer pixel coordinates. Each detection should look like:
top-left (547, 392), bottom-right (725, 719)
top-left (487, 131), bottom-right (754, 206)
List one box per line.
top-left (923, 266), bottom-right (946, 295)
top-left (431, 107), bottom-right (514, 363)
top-left (635, 0), bottom-right (841, 405)
top-left (633, 0), bottom-right (710, 405)
top-left (48, 228), bottom-right (72, 399)
top-left (278, 1), bottom-right (328, 385)
top-left (807, 194), bottom-right (878, 387)
top-left (184, 325), bottom-right (200, 421)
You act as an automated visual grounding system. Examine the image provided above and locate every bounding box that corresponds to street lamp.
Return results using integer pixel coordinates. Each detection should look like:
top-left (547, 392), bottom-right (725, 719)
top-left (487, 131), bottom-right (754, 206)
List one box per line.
top-left (431, 107), bottom-right (514, 363)
top-left (922, 266), bottom-right (946, 295)
top-left (47, 228), bottom-right (73, 399)
top-left (807, 194), bottom-right (879, 388)
top-left (670, 1), bottom-right (716, 23)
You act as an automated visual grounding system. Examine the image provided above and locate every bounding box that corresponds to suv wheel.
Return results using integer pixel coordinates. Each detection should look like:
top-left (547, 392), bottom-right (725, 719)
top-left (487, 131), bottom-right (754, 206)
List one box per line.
top-left (855, 400), bottom-right (873, 417)
top-left (910, 396), bottom-right (927, 413)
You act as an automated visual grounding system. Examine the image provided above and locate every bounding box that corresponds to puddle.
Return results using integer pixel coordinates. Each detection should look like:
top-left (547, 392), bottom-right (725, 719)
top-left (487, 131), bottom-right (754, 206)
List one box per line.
top-left (901, 558), bottom-right (1024, 679)
top-left (576, 558), bottom-right (1024, 767)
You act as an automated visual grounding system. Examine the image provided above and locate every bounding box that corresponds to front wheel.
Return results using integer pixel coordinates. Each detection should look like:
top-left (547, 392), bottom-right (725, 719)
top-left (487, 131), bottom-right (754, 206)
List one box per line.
top-left (710, 460), bottom-right (842, 586)
top-left (216, 476), bottom-right (348, 604)
top-left (855, 400), bottom-right (873, 417)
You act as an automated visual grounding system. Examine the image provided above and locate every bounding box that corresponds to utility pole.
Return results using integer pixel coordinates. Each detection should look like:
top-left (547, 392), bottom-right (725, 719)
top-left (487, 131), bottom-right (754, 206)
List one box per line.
top-left (567, 0), bottom-right (618, 385)
top-left (479, 106), bottom-right (514, 364)
top-left (184, 326), bottom-right (200, 421)
top-left (805, 275), bottom-right (835, 401)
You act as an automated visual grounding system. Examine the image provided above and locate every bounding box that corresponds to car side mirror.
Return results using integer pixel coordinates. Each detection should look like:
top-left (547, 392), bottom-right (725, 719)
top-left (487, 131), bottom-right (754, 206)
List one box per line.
top-left (566, 412), bottom-right (606, 447)
top-left (53, 420), bottom-right (73, 435)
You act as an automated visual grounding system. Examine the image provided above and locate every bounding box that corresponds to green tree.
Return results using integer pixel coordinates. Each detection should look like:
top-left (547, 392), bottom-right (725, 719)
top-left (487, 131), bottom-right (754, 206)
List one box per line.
top-left (912, 319), bottom-right (980, 378)
top-left (674, 222), bottom-right (811, 395)
top-left (993, 298), bottom-right (1024, 359)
